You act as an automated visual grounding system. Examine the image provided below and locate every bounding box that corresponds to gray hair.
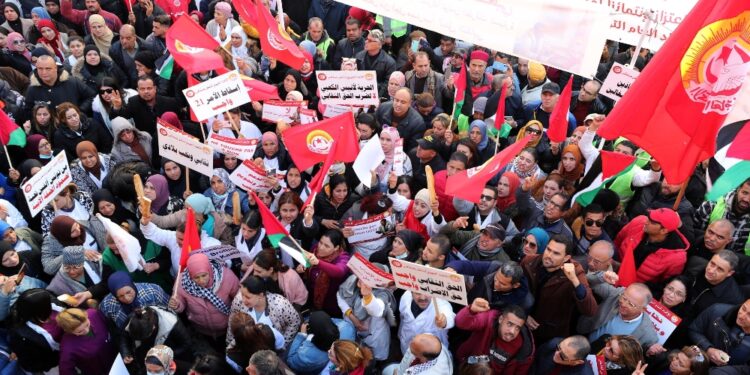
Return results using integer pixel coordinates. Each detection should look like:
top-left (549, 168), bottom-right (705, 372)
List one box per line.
top-left (628, 282), bottom-right (653, 306)
top-left (492, 73), bottom-right (508, 90)
top-left (498, 261), bottom-right (523, 284)
top-left (567, 335), bottom-right (591, 360)
top-left (248, 350), bottom-right (284, 375)
top-left (716, 249), bottom-right (739, 271)
top-left (590, 240), bottom-right (615, 258)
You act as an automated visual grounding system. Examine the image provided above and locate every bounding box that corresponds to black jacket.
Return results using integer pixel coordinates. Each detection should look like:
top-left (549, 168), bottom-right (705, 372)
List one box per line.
top-left (119, 307), bottom-right (196, 374)
top-left (690, 303), bottom-right (750, 363)
top-left (333, 36), bottom-right (365, 70)
top-left (375, 103), bottom-right (425, 152)
top-left (9, 322), bottom-right (60, 372)
top-left (355, 49), bottom-right (396, 93)
top-left (109, 38), bottom-right (157, 89)
top-left (23, 69), bottom-right (96, 123)
top-left (627, 182), bottom-right (696, 244)
top-left (53, 116), bottom-right (113, 160)
top-left (111, 95), bottom-right (180, 135)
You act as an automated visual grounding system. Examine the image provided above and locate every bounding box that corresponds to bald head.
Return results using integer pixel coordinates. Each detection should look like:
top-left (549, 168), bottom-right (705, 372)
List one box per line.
top-left (587, 240), bottom-right (614, 272)
top-left (119, 24), bottom-right (137, 49)
top-left (705, 219), bottom-right (735, 252)
top-left (409, 334), bottom-right (442, 363)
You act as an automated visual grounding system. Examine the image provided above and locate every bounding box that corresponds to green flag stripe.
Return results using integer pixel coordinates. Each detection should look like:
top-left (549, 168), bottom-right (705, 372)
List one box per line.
top-left (706, 160), bottom-right (750, 201)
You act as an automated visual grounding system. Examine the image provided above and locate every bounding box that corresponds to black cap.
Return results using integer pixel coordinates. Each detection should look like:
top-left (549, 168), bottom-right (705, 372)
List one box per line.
top-left (481, 224), bottom-right (506, 240)
top-left (417, 135), bottom-right (439, 151)
top-left (542, 82), bottom-right (560, 95)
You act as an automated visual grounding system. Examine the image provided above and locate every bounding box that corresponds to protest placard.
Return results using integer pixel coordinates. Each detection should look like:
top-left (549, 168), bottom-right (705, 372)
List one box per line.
top-left (645, 300), bottom-right (682, 345)
top-left (586, 355), bottom-right (607, 375)
top-left (183, 71), bottom-right (251, 121)
top-left (601, 62), bottom-right (641, 102)
top-left (317, 70), bottom-right (379, 106)
top-left (393, 139), bottom-right (405, 176)
top-left (157, 122), bottom-right (214, 177)
top-left (261, 100), bottom-right (302, 123)
top-left (388, 258), bottom-right (468, 305)
top-left (207, 133), bottom-right (258, 160)
top-left (343, 212), bottom-right (395, 244)
top-left (230, 159), bottom-right (276, 193)
top-left (193, 245), bottom-right (251, 262)
top-left (347, 253), bottom-right (394, 288)
top-left (109, 354), bottom-right (129, 375)
top-left (299, 108), bottom-right (318, 124)
top-left (22, 152), bottom-right (71, 217)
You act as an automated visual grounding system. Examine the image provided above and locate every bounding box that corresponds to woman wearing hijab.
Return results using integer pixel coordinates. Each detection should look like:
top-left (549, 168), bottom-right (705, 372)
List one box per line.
top-left (1, 31), bottom-right (32, 75)
top-left (161, 159), bottom-right (206, 200)
top-left (72, 44), bottom-right (127, 91)
top-left (133, 50), bottom-right (170, 95)
top-left (0, 236), bottom-right (44, 279)
top-left (84, 14), bottom-right (116, 58)
top-left (9, 289), bottom-right (63, 373)
top-left (382, 71), bottom-right (405, 102)
top-left (556, 144), bottom-right (584, 192)
top-left (1, 4), bottom-right (32, 40)
top-left (145, 345), bottom-right (178, 375)
top-left (288, 310), bottom-right (356, 375)
top-left (205, 1), bottom-right (239, 44)
top-left (226, 25), bottom-right (247, 58)
top-left (370, 228), bottom-right (423, 265)
top-left (178, 193), bottom-right (233, 245)
top-left (387, 175), bottom-right (446, 241)
top-left (376, 126), bottom-right (412, 192)
top-left (168, 253), bottom-right (239, 345)
top-left (23, 134), bottom-right (53, 167)
top-left (35, 19), bottom-right (67, 62)
top-left (143, 174), bottom-right (184, 218)
top-left (70, 141), bottom-right (113, 195)
top-left (99, 271), bottom-right (169, 328)
top-left (39, 182), bottom-right (95, 235)
top-left (252, 132), bottom-right (293, 172)
top-left (0, 219), bottom-right (43, 256)
top-left (110, 117), bottom-right (152, 166)
top-left (232, 210), bottom-right (267, 274)
top-left (280, 164), bottom-right (310, 203)
top-left (46, 245), bottom-right (107, 304)
top-left (41, 215), bottom-right (107, 276)
top-left (515, 120), bottom-right (557, 173)
top-left (468, 119), bottom-right (498, 164)
top-left (276, 69), bottom-right (310, 101)
top-left (0, 246), bottom-right (48, 322)
top-left (496, 171), bottom-right (522, 223)
top-left (204, 168), bottom-right (249, 215)
top-left (505, 147), bottom-right (546, 181)
top-left (514, 227), bottom-right (550, 261)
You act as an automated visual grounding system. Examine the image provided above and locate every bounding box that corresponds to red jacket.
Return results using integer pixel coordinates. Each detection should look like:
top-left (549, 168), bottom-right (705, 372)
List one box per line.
top-left (614, 215), bottom-right (688, 286)
top-left (455, 307), bottom-right (535, 375)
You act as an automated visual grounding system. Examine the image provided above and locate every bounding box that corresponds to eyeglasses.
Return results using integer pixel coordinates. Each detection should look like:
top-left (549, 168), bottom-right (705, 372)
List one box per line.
top-left (467, 355), bottom-right (489, 364)
top-left (589, 256), bottom-right (610, 266)
top-left (585, 219), bottom-right (604, 227)
top-left (526, 128), bottom-right (542, 135)
top-left (63, 264), bottom-right (83, 271)
top-left (99, 88), bottom-right (114, 94)
top-left (547, 200), bottom-right (564, 211)
top-left (522, 238), bottom-right (537, 249)
top-left (38, 142), bottom-right (51, 148)
top-left (557, 343), bottom-right (569, 361)
top-left (664, 284), bottom-right (686, 299)
top-left (12, 40), bottom-right (24, 45)
top-left (619, 294), bottom-right (640, 309)
top-left (480, 194), bottom-right (495, 201)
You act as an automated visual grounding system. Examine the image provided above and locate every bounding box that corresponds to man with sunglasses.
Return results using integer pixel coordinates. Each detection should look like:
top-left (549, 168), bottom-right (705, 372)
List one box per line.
top-left (614, 208), bottom-right (689, 286)
top-left (574, 204), bottom-right (612, 256)
top-left (534, 335), bottom-right (592, 375)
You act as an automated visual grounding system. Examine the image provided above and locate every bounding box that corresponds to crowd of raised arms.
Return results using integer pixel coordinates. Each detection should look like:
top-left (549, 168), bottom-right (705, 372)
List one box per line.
top-left (0, 0), bottom-right (745, 374)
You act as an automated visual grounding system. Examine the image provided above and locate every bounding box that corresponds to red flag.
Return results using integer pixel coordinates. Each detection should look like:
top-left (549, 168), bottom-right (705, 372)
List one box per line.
top-left (617, 245), bottom-right (637, 287)
top-left (547, 79), bottom-right (573, 143)
top-left (727, 120), bottom-right (750, 160)
top-left (303, 139), bottom-right (338, 208)
top-left (248, 190), bottom-right (290, 246)
top-left (153, 0), bottom-right (188, 21)
top-left (493, 83), bottom-right (508, 130)
top-left (598, 0), bottom-right (750, 184)
top-left (233, 0), bottom-right (257, 25)
top-left (244, 0), bottom-right (305, 70)
top-left (281, 112), bottom-right (360, 171)
top-left (178, 207), bottom-right (202, 271)
top-left (601, 150), bottom-right (637, 180)
top-left (166, 15), bottom-right (225, 74)
top-left (0, 107), bottom-right (25, 147)
top-left (446, 135), bottom-right (531, 203)
top-left (241, 75), bottom-right (281, 101)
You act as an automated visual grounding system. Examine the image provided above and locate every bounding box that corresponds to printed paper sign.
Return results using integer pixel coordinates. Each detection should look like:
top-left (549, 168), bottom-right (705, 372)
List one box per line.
top-left (586, 355), bottom-right (607, 375)
top-left (157, 121), bottom-right (214, 177)
top-left (183, 71), bottom-right (251, 121)
top-left (299, 108), bottom-right (318, 124)
top-left (343, 212), bottom-right (395, 244)
top-left (207, 133), bottom-right (258, 160)
top-left (229, 159), bottom-right (276, 193)
top-left (347, 253), bottom-right (394, 288)
top-left (601, 62), bottom-right (641, 102)
top-left (388, 258), bottom-right (468, 305)
top-left (322, 104), bottom-right (354, 119)
top-left (109, 354), bottom-right (129, 375)
top-left (645, 300), bottom-right (682, 345)
top-left (193, 245), bottom-right (251, 262)
top-left (317, 70), bottom-right (379, 106)
top-left (261, 100), bottom-right (301, 123)
top-left (393, 139), bottom-right (405, 176)
top-left (22, 152), bottom-right (71, 217)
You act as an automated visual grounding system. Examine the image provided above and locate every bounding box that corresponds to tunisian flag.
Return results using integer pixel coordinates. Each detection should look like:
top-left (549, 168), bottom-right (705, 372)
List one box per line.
top-left (239, 0), bottom-right (306, 70)
top-left (548, 79), bottom-right (573, 143)
top-left (597, 0), bottom-right (750, 184)
top-left (281, 112), bottom-right (360, 171)
top-left (178, 207), bottom-right (202, 271)
top-left (166, 15), bottom-right (225, 74)
top-left (446, 135), bottom-right (531, 203)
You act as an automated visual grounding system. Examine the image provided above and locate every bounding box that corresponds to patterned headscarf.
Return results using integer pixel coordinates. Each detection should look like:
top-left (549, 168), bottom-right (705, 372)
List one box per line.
top-left (145, 345), bottom-right (175, 375)
top-left (181, 254), bottom-right (230, 315)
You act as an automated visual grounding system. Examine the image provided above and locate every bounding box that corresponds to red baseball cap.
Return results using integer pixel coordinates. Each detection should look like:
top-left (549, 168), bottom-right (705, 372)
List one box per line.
top-left (647, 208), bottom-right (681, 232)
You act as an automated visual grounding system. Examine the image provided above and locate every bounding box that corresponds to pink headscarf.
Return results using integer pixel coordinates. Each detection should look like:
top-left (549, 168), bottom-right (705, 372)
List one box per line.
top-left (187, 253), bottom-right (213, 286)
top-left (376, 127), bottom-right (401, 180)
top-left (6, 32), bottom-right (30, 61)
top-left (159, 112), bottom-right (183, 130)
top-left (387, 71), bottom-right (405, 98)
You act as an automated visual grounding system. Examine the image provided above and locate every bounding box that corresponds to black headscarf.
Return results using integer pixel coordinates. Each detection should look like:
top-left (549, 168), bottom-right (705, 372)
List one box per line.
top-left (3, 4), bottom-right (23, 34)
top-left (309, 311), bottom-right (339, 351)
top-left (0, 240), bottom-right (37, 278)
top-left (18, 159), bottom-right (42, 182)
top-left (92, 188), bottom-right (136, 226)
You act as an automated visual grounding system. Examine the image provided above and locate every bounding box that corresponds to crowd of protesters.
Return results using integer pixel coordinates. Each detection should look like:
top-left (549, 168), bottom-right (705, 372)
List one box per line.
top-left (0, 0), bottom-right (746, 374)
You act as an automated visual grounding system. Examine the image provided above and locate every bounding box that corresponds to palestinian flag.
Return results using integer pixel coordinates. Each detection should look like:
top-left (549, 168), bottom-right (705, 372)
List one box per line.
top-left (0, 105), bottom-right (26, 147)
top-left (706, 160), bottom-right (750, 201)
top-left (488, 84), bottom-right (511, 139)
top-left (249, 190), bottom-right (310, 267)
top-left (453, 62), bottom-right (467, 121)
top-left (572, 150), bottom-right (637, 207)
top-left (157, 55), bottom-right (174, 80)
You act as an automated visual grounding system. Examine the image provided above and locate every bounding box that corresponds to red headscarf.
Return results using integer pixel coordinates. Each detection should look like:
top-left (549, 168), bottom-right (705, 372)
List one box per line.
top-left (36, 20), bottom-right (64, 61)
top-left (496, 172), bottom-right (520, 212)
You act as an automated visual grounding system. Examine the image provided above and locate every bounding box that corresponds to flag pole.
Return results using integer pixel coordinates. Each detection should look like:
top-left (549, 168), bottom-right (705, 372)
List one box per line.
top-left (185, 167), bottom-right (191, 194)
top-left (2, 145), bottom-right (12, 169)
top-left (225, 110), bottom-right (245, 138)
top-left (629, 10), bottom-right (655, 67)
top-left (170, 270), bottom-right (181, 300)
top-left (672, 180), bottom-right (689, 211)
top-left (276, 0), bottom-right (285, 29)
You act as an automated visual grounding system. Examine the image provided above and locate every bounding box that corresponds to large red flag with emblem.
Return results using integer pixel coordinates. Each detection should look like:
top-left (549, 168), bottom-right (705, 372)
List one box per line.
top-left (166, 15), bottom-right (225, 74)
top-left (241, 0), bottom-right (306, 70)
top-left (446, 135), bottom-right (531, 203)
top-left (281, 112), bottom-right (360, 171)
top-left (597, 0), bottom-right (750, 184)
